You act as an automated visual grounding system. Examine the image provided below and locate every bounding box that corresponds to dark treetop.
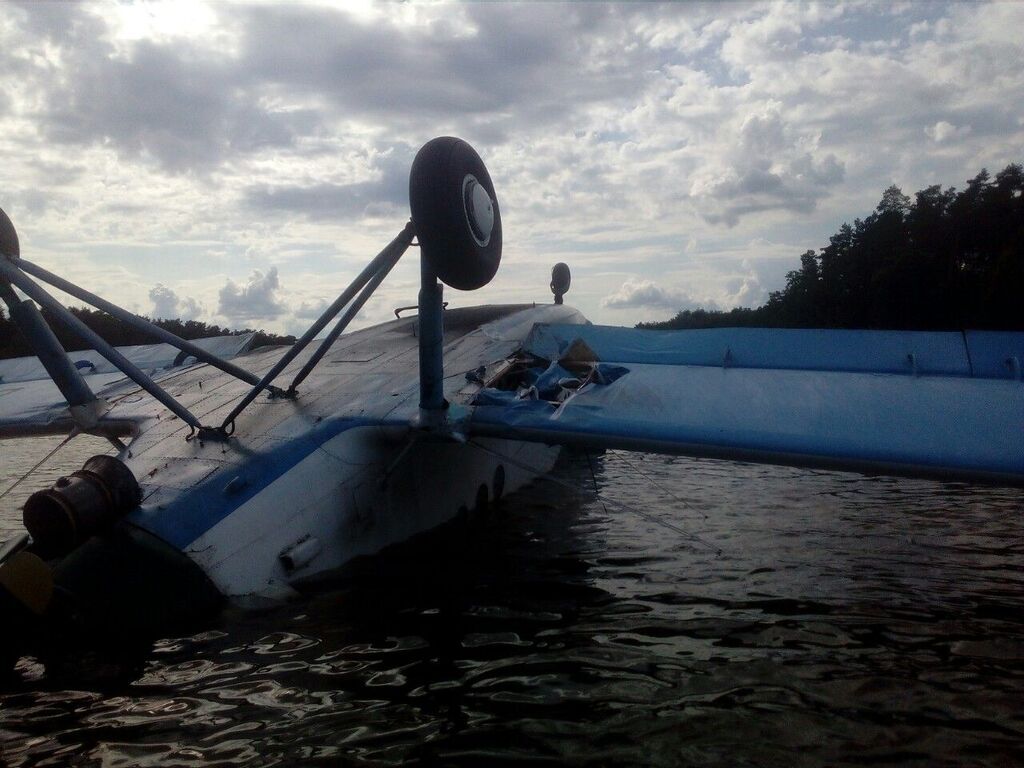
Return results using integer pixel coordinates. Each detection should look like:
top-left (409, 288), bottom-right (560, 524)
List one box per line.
top-left (641, 164), bottom-right (1024, 331)
top-left (0, 304), bottom-right (295, 360)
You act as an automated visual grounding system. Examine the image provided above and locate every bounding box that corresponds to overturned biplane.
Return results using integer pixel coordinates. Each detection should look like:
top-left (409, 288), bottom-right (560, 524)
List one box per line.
top-left (1, 137), bottom-right (1022, 673)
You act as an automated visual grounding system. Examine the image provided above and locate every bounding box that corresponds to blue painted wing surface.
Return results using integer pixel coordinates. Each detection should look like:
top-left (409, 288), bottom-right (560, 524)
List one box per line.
top-left (468, 324), bottom-right (1024, 485)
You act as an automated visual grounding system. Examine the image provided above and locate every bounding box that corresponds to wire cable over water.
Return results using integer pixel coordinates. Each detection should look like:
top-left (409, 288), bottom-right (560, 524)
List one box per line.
top-left (605, 451), bottom-right (710, 521)
top-left (0, 431), bottom-right (78, 506)
top-left (467, 439), bottom-right (722, 556)
top-left (584, 450), bottom-right (610, 517)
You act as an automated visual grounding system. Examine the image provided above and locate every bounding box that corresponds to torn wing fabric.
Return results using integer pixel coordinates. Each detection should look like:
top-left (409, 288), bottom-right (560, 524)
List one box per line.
top-left (468, 325), bottom-right (1024, 486)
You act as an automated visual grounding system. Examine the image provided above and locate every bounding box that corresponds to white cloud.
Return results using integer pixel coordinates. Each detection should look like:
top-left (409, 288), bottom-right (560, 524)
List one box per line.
top-left (148, 283), bottom-right (201, 320)
top-left (925, 120), bottom-right (971, 143)
top-left (720, 4), bottom-right (805, 69)
top-left (217, 267), bottom-right (287, 324)
top-left (602, 279), bottom-right (713, 311)
top-left (722, 274), bottom-right (765, 308)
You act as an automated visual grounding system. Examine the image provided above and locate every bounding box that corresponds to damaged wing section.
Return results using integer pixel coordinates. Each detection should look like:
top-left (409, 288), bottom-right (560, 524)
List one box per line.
top-left (467, 324), bottom-right (1024, 486)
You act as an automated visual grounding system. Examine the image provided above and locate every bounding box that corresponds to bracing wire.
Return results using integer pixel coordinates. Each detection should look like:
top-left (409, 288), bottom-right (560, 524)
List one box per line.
top-left (584, 450), bottom-right (610, 515)
top-left (0, 430), bottom-right (78, 505)
top-left (608, 451), bottom-right (709, 521)
top-left (468, 439), bottom-right (722, 556)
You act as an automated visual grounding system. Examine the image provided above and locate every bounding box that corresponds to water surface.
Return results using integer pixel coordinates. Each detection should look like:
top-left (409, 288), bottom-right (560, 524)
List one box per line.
top-left (1, 438), bottom-right (1022, 766)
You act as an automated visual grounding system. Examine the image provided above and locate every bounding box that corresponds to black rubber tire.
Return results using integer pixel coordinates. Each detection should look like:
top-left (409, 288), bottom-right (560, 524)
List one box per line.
top-left (0, 207), bottom-right (19, 259)
top-left (409, 137), bottom-right (502, 291)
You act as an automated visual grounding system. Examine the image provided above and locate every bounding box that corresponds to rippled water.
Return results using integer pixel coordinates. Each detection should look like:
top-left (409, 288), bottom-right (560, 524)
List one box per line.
top-left (2, 438), bottom-right (1023, 766)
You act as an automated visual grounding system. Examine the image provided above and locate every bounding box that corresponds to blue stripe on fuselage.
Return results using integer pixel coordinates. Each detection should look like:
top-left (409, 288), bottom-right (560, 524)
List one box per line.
top-left (127, 417), bottom-right (388, 549)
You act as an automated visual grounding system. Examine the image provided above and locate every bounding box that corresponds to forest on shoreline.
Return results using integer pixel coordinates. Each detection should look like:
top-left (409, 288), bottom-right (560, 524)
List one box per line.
top-left (641, 163), bottom-right (1024, 331)
top-left (2, 163), bottom-right (1022, 358)
top-left (0, 305), bottom-right (294, 360)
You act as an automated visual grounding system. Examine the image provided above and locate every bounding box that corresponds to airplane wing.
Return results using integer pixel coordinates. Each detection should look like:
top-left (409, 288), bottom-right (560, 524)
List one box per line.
top-left (465, 324), bottom-right (1024, 486)
top-left (0, 334), bottom-right (257, 438)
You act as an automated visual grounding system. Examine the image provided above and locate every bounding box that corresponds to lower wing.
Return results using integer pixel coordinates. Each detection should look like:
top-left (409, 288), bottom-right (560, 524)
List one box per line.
top-left (0, 335), bottom-right (257, 439)
top-left (466, 325), bottom-right (1024, 486)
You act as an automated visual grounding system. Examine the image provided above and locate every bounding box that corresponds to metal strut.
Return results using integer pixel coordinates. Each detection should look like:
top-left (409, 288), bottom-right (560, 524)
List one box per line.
top-left (1, 222), bottom-right (415, 438)
top-left (0, 259), bottom-right (203, 430)
top-left (287, 241), bottom-right (404, 394)
top-left (218, 221), bottom-right (416, 431)
top-left (11, 256), bottom-right (279, 394)
top-left (0, 281), bottom-right (95, 409)
top-left (418, 257), bottom-right (445, 411)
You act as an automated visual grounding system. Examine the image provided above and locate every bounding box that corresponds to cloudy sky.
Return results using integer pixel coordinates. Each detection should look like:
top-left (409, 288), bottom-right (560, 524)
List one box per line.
top-left (1, 1), bottom-right (1021, 334)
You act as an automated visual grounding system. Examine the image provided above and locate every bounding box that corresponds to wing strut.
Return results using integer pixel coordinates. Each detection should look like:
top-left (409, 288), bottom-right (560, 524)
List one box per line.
top-left (286, 227), bottom-right (408, 395)
top-left (0, 281), bottom-right (95, 410)
top-left (217, 221), bottom-right (416, 432)
top-left (1, 205), bottom-right (417, 438)
top-left (10, 256), bottom-right (278, 394)
top-left (0, 258), bottom-right (204, 431)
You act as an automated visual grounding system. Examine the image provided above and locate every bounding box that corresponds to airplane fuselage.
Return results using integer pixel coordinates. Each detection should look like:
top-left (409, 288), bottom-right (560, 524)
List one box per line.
top-left (120, 303), bottom-right (585, 601)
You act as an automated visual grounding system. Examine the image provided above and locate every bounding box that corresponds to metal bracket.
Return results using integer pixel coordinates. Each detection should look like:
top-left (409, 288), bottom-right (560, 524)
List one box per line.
top-left (395, 301), bottom-right (447, 319)
top-left (219, 222), bottom-right (416, 430)
top-left (191, 425), bottom-right (233, 443)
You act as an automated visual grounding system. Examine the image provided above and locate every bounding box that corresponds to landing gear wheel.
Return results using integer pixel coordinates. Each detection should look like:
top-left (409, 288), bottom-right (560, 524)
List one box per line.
top-left (0, 206), bottom-right (19, 258)
top-left (409, 137), bottom-right (502, 291)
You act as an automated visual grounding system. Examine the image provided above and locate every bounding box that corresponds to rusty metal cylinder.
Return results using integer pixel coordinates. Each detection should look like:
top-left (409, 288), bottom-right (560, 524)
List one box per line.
top-left (23, 456), bottom-right (142, 559)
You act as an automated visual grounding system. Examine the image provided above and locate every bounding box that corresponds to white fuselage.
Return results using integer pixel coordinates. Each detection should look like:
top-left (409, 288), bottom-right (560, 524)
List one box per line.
top-left (120, 304), bottom-right (584, 600)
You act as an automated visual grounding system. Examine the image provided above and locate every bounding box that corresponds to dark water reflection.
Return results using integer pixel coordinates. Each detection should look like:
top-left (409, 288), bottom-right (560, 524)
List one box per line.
top-left (2, 451), bottom-right (1023, 766)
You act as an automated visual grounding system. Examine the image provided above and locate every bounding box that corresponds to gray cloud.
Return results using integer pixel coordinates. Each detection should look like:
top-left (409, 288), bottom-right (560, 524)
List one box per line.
top-left (294, 298), bottom-right (329, 320)
top-left (237, 3), bottom-right (643, 133)
top-left (217, 267), bottom-right (286, 323)
top-left (43, 40), bottom-right (303, 173)
top-left (244, 144), bottom-right (414, 220)
top-left (13, 3), bottom-right (649, 175)
top-left (27, 160), bottom-right (86, 187)
top-left (689, 105), bottom-right (846, 226)
top-left (245, 181), bottom-right (397, 221)
top-left (5, 0), bottom-right (105, 50)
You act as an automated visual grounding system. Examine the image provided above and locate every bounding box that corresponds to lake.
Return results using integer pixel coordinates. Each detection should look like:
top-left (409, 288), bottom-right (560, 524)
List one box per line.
top-left (2, 436), bottom-right (1022, 766)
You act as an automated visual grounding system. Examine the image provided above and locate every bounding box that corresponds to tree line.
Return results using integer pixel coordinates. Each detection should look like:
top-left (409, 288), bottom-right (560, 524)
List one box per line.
top-left (0, 304), bottom-right (295, 360)
top-left (641, 163), bottom-right (1024, 331)
top-left (3, 163), bottom-right (1022, 356)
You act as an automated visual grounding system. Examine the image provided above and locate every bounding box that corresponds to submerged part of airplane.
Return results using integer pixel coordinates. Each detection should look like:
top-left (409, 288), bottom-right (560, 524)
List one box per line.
top-left (1, 137), bottom-right (1023, 674)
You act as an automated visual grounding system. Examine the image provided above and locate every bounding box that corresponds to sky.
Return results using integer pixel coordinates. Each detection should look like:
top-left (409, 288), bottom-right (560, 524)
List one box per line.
top-left (1, 1), bottom-right (1022, 335)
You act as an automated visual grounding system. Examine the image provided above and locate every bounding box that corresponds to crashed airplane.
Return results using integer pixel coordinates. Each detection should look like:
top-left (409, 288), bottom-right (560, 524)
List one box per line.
top-left (1, 137), bottom-right (1022, 674)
